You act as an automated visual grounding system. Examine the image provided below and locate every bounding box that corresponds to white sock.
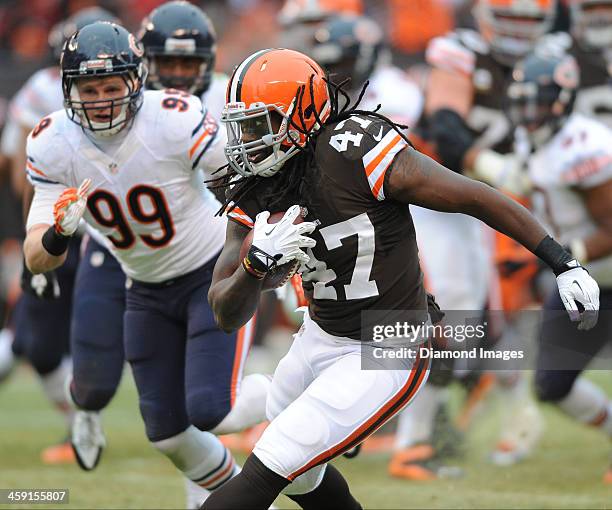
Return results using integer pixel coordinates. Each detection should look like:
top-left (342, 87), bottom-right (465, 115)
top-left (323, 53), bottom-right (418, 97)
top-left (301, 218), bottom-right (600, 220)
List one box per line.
top-left (496, 371), bottom-right (529, 402)
top-left (184, 478), bottom-right (210, 510)
top-left (558, 378), bottom-right (612, 436)
top-left (39, 357), bottom-right (73, 426)
top-left (152, 426), bottom-right (239, 491)
top-left (0, 328), bottom-right (15, 381)
top-left (211, 373), bottom-right (271, 435)
top-left (393, 383), bottom-right (447, 450)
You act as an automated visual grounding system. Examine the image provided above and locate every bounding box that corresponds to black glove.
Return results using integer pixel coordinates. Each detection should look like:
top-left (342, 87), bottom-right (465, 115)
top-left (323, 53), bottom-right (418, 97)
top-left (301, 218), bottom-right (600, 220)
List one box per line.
top-left (21, 263), bottom-right (60, 300)
top-left (428, 108), bottom-right (476, 173)
top-left (427, 292), bottom-right (445, 325)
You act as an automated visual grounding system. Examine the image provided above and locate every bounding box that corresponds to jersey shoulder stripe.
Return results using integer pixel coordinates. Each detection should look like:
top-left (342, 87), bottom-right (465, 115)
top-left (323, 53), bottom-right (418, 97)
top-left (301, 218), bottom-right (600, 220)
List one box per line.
top-left (362, 130), bottom-right (408, 200)
top-left (189, 110), bottom-right (219, 169)
top-left (226, 204), bottom-right (254, 228)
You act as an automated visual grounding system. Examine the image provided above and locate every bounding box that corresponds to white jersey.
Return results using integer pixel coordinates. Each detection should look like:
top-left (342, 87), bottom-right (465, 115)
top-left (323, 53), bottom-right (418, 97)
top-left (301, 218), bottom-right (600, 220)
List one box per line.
top-left (0, 67), bottom-right (63, 156)
top-left (360, 65), bottom-right (423, 128)
top-left (202, 72), bottom-right (229, 122)
top-left (529, 114), bottom-right (612, 286)
top-left (26, 90), bottom-right (227, 283)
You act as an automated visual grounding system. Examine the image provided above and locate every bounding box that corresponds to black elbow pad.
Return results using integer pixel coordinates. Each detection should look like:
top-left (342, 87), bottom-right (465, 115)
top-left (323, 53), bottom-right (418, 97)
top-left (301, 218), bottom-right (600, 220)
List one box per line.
top-left (428, 108), bottom-right (476, 173)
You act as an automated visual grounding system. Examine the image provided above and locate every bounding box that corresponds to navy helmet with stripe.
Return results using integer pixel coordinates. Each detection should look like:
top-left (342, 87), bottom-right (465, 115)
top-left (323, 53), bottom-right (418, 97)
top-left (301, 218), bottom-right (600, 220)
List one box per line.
top-left (61, 22), bottom-right (147, 137)
top-left (139, 1), bottom-right (216, 96)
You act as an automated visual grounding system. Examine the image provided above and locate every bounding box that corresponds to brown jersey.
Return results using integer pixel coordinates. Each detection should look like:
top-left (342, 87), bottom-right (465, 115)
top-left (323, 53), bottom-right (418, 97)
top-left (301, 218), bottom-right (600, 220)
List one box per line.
top-left (227, 115), bottom-right (427, 340)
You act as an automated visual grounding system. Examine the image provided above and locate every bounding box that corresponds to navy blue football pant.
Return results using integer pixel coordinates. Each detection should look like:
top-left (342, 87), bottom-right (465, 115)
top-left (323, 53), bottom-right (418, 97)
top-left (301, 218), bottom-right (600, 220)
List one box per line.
top-left (70, 237), bottom-right (125, 411)
top-left (12, 237), bottom-right (80, 375)
top-left (124, 254), bottom-right (245, 442)
top-left (535, 287), bottom-right (612, 402)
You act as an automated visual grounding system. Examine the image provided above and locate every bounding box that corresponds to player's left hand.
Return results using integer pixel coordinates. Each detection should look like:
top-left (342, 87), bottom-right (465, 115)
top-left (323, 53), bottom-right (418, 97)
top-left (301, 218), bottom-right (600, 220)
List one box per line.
top-left (53, 178), bottom-right (92, 236)
top-left (556, 265), bottom-right (600, 330)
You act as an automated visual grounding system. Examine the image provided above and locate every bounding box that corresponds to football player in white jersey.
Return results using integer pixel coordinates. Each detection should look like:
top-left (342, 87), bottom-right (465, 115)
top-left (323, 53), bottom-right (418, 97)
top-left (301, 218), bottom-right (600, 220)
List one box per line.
top-left (23, 22), bottom-right (269, 500)
top-left (66, 4), bottom-right (232, 485)
top-left (505, 48), bottom-right (612, 484)
top-left (0, 7), bottom-right (118, 465)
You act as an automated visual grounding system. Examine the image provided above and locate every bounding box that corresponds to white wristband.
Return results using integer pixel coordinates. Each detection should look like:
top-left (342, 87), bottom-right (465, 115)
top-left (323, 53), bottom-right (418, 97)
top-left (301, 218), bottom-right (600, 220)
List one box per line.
top-left (569, 238), bottom-right (588, 264)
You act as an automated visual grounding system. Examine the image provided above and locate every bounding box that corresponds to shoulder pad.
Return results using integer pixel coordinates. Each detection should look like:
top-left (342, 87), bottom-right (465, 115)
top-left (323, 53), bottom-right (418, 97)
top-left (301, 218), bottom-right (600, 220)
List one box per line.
top-left (320, 115), bottom-right (409, 201)
top-left (26, 110), bottom-right (71, 185)
top-left (426, 30), bottom-right (478, 76)
top-left (144, 90), bottom-right (206, 146)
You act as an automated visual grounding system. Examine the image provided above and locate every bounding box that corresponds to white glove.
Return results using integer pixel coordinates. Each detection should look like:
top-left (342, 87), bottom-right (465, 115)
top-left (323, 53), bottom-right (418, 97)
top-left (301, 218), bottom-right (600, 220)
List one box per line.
top-left (556, 265), bottom-right (600, 330)
top-left (53, 179), bottom-right (91, 236)
top-left (251, 205), bottom-right (317, 268)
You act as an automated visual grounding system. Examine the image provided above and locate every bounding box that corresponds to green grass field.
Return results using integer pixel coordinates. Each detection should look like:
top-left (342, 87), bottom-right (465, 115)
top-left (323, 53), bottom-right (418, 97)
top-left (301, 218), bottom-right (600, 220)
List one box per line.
top-left (0, 366), bottom-right (610, 509)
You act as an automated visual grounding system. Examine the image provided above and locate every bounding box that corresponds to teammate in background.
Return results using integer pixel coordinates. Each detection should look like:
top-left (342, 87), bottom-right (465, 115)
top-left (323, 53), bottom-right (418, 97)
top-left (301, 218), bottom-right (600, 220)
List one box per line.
top-left (139, 0), bottom-right (229, 121)
top-left (390, 0), bottom-right (559, 476)
top-left (23, 22), bottom-right (268, 504)
top-left (0, 7), bottom-right (118, 465)
top-left (506, 48), bottom-right (612, 484)
top-left (201, 48), bottom-right (597, 509)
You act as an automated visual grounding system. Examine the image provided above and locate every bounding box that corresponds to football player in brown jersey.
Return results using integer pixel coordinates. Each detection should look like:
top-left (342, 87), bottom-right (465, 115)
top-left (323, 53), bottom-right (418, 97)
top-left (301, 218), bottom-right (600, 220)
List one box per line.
top-left (201, 48), bottom-right (599, 509)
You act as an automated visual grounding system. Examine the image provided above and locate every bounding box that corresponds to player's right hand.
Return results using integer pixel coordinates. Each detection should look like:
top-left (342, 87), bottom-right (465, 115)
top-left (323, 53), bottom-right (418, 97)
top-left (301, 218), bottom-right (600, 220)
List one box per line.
top-left (556, 264), bottom-right (600, 331)
top-left (21, 265), bottom-right (60, 300)
top-left (53, 178), bottom-right (92, 236)
top-left (251, 205), bottom-right (317, 269)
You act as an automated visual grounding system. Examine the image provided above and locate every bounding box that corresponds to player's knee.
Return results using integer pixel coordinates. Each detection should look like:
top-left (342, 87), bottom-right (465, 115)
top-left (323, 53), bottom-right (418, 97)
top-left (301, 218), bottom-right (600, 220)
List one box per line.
top-left (282, 466), bottom-right (326, 496)
top-left (140, 400), bottom-right (187, 442)
top-left (534, 371), bottom-right (574, 402)
top-left (186, 388), bottom-right (230, 432)
top-left (72, 384), bottom-right (117, 411)
top-left (27, 348), bottom-right (62, 376)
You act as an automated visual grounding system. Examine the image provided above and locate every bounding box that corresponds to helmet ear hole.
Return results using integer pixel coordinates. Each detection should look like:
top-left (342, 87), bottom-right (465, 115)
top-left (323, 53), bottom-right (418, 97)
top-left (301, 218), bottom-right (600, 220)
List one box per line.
top-left (270, 111), bottom-right (285, 132)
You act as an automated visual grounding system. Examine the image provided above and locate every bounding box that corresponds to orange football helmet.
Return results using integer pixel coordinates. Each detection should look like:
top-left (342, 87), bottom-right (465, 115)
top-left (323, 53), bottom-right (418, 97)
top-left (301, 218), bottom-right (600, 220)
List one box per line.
top-left (223, 48), bottom-right (331, 178)
top-left (474, 0), bottom-right (557, 65)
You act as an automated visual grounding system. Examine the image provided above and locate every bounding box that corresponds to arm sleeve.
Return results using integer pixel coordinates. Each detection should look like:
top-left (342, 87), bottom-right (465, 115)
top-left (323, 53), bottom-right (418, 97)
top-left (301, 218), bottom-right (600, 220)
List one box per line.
top-left (26, 184), bottom-right (63, 231)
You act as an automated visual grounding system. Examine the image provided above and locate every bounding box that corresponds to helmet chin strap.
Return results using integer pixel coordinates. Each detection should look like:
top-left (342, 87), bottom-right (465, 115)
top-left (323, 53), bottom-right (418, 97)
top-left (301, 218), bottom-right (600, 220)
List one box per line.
top-left (251, 148), bottom-right (289, 177)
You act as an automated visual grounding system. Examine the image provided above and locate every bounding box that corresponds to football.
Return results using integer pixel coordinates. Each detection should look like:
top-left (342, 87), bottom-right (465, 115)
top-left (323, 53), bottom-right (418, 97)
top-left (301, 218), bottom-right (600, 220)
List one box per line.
top-left (239, 211), bottom-right (305, 290)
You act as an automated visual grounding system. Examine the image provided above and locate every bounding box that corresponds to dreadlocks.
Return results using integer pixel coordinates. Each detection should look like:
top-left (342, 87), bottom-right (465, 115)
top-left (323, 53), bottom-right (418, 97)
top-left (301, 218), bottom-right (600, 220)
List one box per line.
top-left (208, 75), bottom-right (414, 218)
